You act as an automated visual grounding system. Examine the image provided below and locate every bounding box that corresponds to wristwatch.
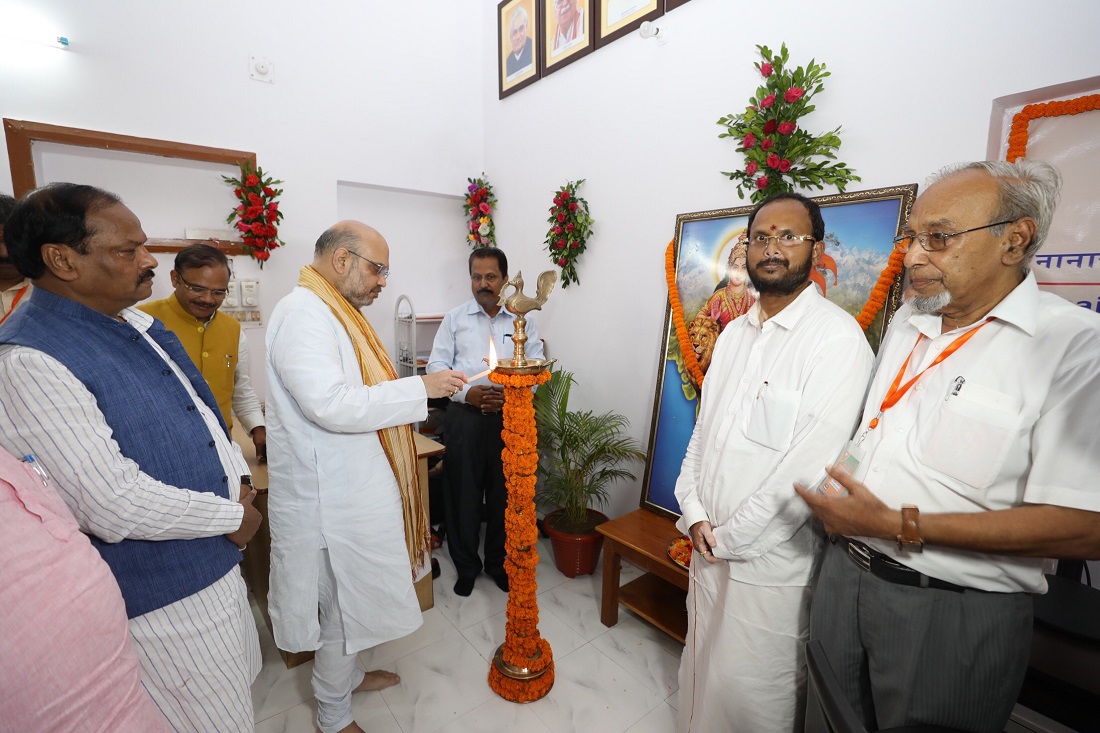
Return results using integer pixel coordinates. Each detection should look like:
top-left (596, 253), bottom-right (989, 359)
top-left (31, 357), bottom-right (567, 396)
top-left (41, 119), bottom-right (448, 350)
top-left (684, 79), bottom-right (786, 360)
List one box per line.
top-left (896, 504), bottom-right (923, 553)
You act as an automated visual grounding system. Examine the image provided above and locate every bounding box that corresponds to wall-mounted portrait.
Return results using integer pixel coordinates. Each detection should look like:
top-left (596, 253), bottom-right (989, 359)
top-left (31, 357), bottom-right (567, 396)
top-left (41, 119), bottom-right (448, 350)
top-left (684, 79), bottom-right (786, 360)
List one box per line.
top-left (641, 185), bottom-right (918, 518)
top-left (498, 0), bottom-right (540, 99)
top-left (543, 0), bottom-right (593, 75)
top-left (595, 0), bottom-right (662, 47)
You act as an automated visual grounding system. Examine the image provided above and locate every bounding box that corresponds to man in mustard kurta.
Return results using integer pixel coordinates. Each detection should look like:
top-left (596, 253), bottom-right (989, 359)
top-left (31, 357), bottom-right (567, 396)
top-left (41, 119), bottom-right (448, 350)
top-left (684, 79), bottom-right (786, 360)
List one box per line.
top-left (140, 245), bottom-right (266, 459)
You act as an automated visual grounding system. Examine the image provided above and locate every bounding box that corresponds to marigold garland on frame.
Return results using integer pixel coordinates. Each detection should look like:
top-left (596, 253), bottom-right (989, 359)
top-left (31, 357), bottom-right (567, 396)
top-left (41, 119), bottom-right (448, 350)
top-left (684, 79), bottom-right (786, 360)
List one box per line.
top-left (1006, 93), bottom-right (1100, 162)
top-left (487, 368), bottom-right (554, 703)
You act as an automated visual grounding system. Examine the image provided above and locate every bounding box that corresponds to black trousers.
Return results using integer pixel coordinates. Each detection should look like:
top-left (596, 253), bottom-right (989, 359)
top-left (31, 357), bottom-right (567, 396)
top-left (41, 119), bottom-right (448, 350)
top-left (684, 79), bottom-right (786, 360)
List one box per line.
top-left (442, 404), bottom-right (506, 580)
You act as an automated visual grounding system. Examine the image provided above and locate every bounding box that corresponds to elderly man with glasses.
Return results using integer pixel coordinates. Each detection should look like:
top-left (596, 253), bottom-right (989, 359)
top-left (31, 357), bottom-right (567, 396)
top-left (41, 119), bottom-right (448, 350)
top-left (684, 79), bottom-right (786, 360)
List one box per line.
top-left (798, 160), bottom-right (1100, 732)
top-left (140, 244), bottom-right (266, 461)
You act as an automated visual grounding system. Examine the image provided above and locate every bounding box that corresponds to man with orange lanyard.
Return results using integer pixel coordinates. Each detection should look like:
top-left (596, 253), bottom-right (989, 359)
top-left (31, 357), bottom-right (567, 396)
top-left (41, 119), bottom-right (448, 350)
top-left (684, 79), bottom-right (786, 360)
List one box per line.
top-left (0, 194), bottom-right (32, 326)
top-left (798, 160), bottom-right (1100, 732)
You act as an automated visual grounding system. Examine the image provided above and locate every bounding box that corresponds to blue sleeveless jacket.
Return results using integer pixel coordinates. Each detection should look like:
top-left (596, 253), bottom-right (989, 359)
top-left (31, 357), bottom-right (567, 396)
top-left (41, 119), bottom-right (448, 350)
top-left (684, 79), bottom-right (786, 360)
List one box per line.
top-left (0, 288), bottom-right (242, 618)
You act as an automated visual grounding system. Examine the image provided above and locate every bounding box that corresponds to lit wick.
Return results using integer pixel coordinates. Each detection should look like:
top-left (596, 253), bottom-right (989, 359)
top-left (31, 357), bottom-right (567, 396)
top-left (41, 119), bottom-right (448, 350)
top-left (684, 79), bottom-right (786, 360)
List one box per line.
top-left (466, 337), bottom-right (499, 382)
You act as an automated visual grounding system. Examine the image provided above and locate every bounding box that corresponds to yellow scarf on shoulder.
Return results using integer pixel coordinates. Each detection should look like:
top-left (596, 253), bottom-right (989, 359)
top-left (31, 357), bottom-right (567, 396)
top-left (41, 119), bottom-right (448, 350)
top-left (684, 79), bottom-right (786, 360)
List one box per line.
top-left (298, 265), bottom-right (428, 577)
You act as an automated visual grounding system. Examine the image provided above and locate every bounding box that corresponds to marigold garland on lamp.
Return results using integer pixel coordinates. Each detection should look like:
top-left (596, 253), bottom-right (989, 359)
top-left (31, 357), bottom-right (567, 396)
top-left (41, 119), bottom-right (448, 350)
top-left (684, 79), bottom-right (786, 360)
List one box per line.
top-left (487, 270), bottom-right (558, 703)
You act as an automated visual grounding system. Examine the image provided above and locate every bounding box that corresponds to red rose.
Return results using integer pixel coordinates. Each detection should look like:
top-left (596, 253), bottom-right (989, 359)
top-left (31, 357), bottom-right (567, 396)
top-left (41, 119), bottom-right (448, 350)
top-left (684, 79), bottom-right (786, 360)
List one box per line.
top-left (554, 226), bottom-right (563, 235)
top-left (746, 161), bottom-right (758, 176)
top-left (570, 242), bottom-right (579, 249)
top-left (761, 138), bottom-right (774, 151)
top-left (553, 196), bottom-right (562, 206)
top-left (556, 212), bottom-right (566, 223)
top-left (784, 87), bottom-right (804, 103)
top-left (760, 94), bottom-right (776, 109)
top-left (778, 159), bottom-right (792, 173)
top-left (556, 239), bottom-right (565, 249)
top-left (237, 221), bottom-right (250, 232)
top-left (242, 237), bottom-right (256, 247)
top-left (234, 188), bottom-right (244, 197)
top-left (266, 210), bottom-right (278, 222)
top-left (760, 62), bottom-right (773, 77)
top-left (766, 153), bottom-right (780, 169)
top-left (756, 176), bottom-right (769, 190)
top-left (742, 132), bottom-right (757, 149)
top-left (245, 174), bottom-right (260, 187)
top-left (479, 202), bottom-right (491, 214)
top-left (565, 222), bottom-right (575, 232)
top-left (558, 257), bottom-right (567, 266)
top-left (245, 205), bottom-right (263, 219)
top-left (568, 202), bottom-right (578, 212)
top-left (778, 121), bottom-right (797, 135)
top-left (263, 186), bottom-right (275, 196)
top-left (763, 119), bottom-right (778, 134)
top-left (479, 188), bottom-right (488, 197)
top-left (256, 249), bottom-right (271, 260)
top-left (268, 202), bottom-right (278, 211)
top-left (250, 223), bottom-right (265, 235)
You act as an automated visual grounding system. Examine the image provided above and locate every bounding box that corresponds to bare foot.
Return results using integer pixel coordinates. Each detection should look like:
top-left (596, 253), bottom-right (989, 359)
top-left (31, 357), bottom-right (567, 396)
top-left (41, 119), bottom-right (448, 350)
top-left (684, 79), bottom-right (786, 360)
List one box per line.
top-left (354, 669), bottom-right (400, 693)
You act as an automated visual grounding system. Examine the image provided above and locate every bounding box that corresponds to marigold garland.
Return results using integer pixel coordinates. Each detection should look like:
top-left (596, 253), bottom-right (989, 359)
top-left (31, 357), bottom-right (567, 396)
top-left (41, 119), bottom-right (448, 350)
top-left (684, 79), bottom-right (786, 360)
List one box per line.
top-left (1006, 93), bottom-right (1100, 162)
top-left (855, 248), bottom-right (905, 330)
top-left (487, 368), bottom-right (554, 702)
top-left (665, 240), bottom-right (707, 388)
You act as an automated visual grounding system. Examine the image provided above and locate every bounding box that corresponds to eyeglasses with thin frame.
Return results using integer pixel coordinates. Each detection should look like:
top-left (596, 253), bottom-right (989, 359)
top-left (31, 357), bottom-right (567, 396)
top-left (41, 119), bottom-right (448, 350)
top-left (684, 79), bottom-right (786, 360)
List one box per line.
top-left (176, 272), bottom-right (228, 299)
top-left (748, 233), bottom-right (817, 249)
top-left (346, 249), bottom-right (390, 279)
top-left (892, 220), bottom-right (1015, 254)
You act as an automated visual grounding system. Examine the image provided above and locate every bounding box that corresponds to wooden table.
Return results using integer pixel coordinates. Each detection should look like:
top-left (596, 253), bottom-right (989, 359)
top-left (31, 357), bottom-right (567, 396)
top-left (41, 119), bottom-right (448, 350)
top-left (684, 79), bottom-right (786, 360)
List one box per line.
top-left (236, 425), bottom-right (443, 668)
top-left (596, 508), bottom-right (688, 643)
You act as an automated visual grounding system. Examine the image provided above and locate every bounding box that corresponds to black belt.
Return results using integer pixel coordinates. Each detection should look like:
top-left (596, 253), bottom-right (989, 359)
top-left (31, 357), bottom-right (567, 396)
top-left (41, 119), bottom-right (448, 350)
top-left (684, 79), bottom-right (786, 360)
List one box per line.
top-left (837, 537), bottom-right (967, 593)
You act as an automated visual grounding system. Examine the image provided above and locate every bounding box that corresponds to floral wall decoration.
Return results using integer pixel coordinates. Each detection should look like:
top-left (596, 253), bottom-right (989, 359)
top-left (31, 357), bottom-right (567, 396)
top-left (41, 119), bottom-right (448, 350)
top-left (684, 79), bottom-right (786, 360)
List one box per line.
top-left (717, 43), bottom-right (859, 203)
top-left (464, 175), bottom-right (498, 248)
top-left (223, 161), bottom-right (284, 267)
top-left (543, 179), bottom-right (593, 288)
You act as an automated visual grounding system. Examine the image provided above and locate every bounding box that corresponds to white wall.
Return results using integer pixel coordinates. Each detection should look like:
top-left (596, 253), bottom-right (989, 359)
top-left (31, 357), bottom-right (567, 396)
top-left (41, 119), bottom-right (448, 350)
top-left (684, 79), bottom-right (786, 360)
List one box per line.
top-left (4, 0), bottom-right (1099, 521)
top-left (480, 0), bottom-right (1100, 518)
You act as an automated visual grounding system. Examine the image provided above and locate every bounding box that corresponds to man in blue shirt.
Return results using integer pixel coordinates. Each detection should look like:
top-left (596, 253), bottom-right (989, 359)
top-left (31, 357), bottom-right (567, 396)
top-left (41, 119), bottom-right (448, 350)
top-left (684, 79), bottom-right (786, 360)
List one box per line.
top-left (428, 247), bottom-right (544, 596)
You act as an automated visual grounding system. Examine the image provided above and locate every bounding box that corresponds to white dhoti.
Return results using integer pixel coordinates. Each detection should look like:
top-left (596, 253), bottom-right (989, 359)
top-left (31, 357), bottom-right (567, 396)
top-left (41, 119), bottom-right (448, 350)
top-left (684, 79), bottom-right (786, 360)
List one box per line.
top-left (677, 557), bottom-right (811, 733)
top-left (128, 568), bottom-right (261, 733)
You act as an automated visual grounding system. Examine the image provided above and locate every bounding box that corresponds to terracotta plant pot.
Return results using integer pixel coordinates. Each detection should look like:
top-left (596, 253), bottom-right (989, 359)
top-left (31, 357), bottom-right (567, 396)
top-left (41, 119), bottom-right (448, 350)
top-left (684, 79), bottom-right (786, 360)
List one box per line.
top-left (543, 508), bottom-right (609, 578)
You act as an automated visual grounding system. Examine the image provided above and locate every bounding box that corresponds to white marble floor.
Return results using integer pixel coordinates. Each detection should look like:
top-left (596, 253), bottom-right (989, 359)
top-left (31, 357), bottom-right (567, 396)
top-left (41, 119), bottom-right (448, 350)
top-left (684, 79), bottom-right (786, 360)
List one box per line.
top-left (251, 537), bottom-right (683, 733)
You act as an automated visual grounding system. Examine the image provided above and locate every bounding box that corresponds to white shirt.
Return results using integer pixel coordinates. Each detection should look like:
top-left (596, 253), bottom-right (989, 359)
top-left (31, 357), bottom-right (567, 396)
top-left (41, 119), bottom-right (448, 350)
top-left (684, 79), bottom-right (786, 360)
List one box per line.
top-left (675, 285), bottom-right (874, 586)
top-left (231, 328), bottom-right (265, 433)
top-left (1, 279), bottom-right (31, 322)
top-left (0, 306), bottom-right (246, 543)
top-left (854, 272), bottom-right (1100, 593)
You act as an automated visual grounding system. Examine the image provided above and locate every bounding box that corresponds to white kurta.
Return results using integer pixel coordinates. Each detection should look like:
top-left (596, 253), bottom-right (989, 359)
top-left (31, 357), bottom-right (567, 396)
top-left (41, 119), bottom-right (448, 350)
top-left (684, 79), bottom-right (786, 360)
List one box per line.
top-left (673, 285), bottom-right (874, 732)
top-left (265, 287), bottom-right (428, 654)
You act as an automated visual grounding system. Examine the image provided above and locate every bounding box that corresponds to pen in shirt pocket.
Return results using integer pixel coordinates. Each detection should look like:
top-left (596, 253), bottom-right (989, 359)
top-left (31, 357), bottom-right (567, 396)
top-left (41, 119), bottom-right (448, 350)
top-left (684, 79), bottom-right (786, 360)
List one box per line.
top-left (756, 381), bottom-right (769, 399)
top-left (945, 376), bottom-right (965, 401)
top-left (22, 455), bottom-right (50, 486)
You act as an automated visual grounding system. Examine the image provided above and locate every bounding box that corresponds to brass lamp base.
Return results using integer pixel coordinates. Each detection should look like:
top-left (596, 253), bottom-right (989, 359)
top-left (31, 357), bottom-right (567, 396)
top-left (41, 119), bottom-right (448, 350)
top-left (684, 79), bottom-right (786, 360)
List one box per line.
top-left (493, 357), bottom-right (556, 376)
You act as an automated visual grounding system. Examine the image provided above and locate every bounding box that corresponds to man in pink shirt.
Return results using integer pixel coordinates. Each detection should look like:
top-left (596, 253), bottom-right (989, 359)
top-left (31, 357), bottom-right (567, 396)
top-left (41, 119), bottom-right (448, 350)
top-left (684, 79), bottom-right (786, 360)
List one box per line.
top-left (0, 446), bottom-right (171, 732)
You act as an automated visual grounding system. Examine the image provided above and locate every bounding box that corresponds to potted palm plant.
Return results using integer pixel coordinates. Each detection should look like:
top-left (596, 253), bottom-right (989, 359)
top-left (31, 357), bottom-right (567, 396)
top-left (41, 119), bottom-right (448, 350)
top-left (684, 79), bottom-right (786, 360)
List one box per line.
top-left (534, 367), bottom-right (646, 577)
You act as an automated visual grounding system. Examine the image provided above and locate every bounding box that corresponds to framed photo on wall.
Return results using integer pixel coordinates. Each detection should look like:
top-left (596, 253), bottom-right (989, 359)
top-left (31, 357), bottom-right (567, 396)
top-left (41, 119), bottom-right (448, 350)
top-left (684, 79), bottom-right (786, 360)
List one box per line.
top-left (594, 0), bottom-right (662, 48)
top-left (499, 0), bottom-right (541, 98)
top-left (640, 184), bottom-right (918, 519)
top-left (543, 0), bottom-right (593, 75)
top-left (664, 0), bottom-right (691, 10)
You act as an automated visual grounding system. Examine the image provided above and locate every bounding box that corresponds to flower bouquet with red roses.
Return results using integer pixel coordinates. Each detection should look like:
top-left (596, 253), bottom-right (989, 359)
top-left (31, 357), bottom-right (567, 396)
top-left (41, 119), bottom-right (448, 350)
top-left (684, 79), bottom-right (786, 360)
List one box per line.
top-left (464, 175), bottom-right (497, 248)
top-left (543, 180), bottom-right (593, 288)
top-left (222, 161), bottom-right (284, 268)
top-left (718, 43), bottom-right (859, 203)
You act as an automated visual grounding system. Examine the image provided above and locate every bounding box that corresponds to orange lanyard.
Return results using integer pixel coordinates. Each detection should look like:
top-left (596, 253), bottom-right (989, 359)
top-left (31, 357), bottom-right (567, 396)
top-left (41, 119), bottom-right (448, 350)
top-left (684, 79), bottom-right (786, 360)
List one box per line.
top-left (0, 284), bottom-right (29, 326)
top-left (867, 318), bottom-right (992, 430)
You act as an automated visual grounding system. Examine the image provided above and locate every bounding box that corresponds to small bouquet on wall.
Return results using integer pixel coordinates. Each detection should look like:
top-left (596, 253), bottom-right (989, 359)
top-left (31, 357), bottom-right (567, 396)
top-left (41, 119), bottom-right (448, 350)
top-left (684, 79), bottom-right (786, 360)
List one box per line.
top-left (464, 175), bottom-right (497, 248)
top-left (717, 43), bottom-right (859, 203)
top-left (544, 180), bottom-right (593, 288)
top-left (223, 161), bottom-right (284, 268)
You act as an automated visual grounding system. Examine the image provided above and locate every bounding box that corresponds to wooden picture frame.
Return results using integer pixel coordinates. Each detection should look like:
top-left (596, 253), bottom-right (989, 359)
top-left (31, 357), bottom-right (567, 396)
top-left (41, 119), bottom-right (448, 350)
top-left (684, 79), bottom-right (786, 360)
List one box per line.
top-left (498, 0), bottom-right (541, 99)
top-left (594, 0), bottom-right (662, 48)
top-left (542, 0), bottom-right (594, 76)
top-left (664, 0), bottom-right (691, 11)
top-left (3, 118), bottom-right (255, 254)
top-left (640, 184), bottom-right (918, 518)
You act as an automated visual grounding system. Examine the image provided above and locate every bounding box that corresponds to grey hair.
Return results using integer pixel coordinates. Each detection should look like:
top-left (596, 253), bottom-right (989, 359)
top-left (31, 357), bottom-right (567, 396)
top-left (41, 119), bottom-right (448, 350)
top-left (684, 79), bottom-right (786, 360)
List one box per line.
top-left (930, 159), bottom-right (1062, 271)
top-left (511, 5), bottom-right (529, 30)
top-left (314, 225), bottom-right (362, 256)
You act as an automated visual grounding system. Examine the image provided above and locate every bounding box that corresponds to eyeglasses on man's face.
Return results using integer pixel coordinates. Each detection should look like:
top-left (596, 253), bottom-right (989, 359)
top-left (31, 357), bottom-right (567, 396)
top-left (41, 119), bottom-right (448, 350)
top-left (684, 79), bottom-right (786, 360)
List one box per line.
top-left (176, 272), bottom-right (228, 299)
top-left (748, 233), bottom-right (817, 249)
top-left (892, 220), bottom-right (1015, 254)
top-left (346, 249), bottom-right (390, 279)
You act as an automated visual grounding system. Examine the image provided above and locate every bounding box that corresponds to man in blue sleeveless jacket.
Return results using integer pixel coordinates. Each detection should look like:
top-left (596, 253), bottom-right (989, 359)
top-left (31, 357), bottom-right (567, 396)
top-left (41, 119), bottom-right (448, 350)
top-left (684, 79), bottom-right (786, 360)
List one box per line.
top-left (0, 183), bottom-right (263, 733)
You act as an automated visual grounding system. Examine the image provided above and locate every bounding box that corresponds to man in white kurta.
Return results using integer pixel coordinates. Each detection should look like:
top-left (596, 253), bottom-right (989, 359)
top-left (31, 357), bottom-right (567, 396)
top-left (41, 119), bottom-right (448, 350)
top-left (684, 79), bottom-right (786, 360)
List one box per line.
top-left (265, 221), bottom-right (466, 733)
top-left (674, 194), bottom-right (873, 732)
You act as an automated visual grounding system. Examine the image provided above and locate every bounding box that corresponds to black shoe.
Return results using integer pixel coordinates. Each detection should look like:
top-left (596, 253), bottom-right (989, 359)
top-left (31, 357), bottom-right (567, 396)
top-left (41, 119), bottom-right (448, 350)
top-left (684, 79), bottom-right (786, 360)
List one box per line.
top-left (431, 558), bottom-right (441, 580)
top-left (454, 576), bottom-right (476, 596)
top-left (487, 571), bottom-right (509, 593)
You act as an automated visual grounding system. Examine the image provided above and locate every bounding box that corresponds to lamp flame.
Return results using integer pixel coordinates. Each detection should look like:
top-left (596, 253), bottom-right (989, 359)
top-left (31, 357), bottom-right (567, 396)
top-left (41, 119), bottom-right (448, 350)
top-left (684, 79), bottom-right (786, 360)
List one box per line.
top-left (488, 337), bottom-right (499, 370)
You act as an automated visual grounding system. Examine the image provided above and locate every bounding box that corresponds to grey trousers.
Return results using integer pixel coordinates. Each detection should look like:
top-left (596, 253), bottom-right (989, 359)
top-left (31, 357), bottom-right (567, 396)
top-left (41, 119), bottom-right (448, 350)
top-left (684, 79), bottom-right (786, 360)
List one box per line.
top-left (810, 540), bottom-right (1033, 733)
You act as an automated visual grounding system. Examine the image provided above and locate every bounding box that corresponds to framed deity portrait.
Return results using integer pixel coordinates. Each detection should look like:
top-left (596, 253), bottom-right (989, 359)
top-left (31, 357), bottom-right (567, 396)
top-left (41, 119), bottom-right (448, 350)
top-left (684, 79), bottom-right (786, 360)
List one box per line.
top-left (542, 0), bottom-right (593, 75)
top-left (498, 0), bottom-right (541, 98)
top-left (640, 184), bottom-right (918, 518)
top-left (594, 0), bottom-right (662, 48)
